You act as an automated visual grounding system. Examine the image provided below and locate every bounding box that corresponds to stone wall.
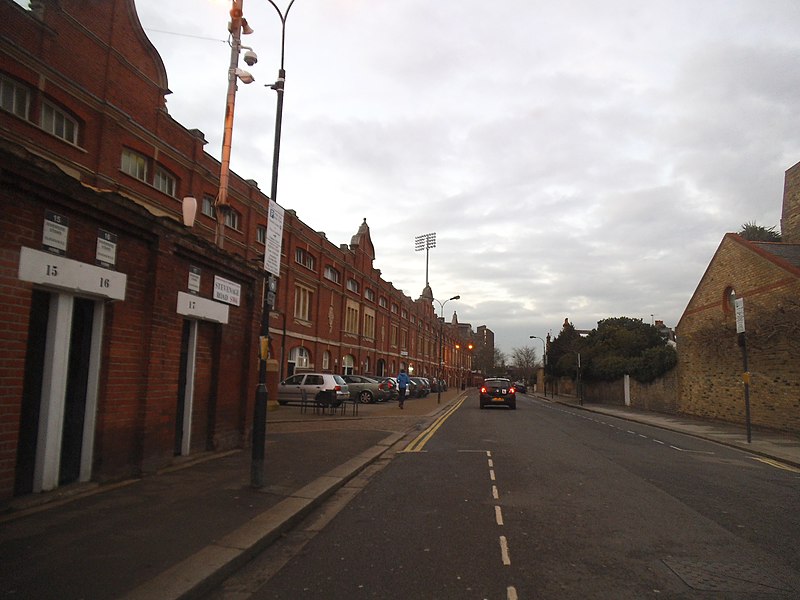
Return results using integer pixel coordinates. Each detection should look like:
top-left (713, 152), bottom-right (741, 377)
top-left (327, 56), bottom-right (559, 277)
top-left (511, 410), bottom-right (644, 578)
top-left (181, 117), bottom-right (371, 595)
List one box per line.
top-left (581, 370), bottom-right (679, 413)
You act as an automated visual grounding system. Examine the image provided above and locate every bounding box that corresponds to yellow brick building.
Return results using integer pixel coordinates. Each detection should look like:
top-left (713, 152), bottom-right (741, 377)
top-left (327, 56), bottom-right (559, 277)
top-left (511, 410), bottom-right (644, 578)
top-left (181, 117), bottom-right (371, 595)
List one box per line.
top-left (676, 161), bottom-right (800, 433)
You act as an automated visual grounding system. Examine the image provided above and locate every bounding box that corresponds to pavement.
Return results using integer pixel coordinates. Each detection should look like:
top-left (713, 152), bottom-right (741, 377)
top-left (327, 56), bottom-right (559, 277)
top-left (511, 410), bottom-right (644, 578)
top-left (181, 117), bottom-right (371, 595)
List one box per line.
top-left (538, 391), bottom-right (800, 470)
top-left (1, 389), bottom-right (798, 600)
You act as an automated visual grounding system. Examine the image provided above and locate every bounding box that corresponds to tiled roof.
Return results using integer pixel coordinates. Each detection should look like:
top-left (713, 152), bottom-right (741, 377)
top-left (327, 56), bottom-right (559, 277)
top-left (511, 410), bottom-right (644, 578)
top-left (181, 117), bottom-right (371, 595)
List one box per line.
top-left (752, 242), bottom-right (800, 269)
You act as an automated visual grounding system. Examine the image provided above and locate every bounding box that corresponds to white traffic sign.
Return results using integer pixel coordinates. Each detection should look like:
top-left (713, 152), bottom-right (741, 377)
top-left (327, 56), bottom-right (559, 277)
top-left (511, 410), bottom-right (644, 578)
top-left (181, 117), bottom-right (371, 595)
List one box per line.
top-left (264, 199), bottom-right (284, 276)
top-left (735, 297), bottom-right (745, 333)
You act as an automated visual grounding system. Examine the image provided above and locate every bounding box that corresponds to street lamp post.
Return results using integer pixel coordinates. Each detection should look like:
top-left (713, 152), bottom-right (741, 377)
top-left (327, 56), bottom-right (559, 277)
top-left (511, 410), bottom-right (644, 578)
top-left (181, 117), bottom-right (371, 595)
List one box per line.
top-left (529, 335), bottom-right (547, 396)
top-left (252, 0), bottom-right (297, 489)
top-left (215, 0), bottom-right (257, 248)
top-left (434, 295), bottom-right (460, 404)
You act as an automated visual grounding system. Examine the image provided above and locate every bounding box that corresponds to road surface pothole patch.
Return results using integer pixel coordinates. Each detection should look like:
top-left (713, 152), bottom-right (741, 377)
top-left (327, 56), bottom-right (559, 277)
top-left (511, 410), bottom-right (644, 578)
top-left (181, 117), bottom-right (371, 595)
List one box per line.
top-left (663, 558), bottom-right (795, 593)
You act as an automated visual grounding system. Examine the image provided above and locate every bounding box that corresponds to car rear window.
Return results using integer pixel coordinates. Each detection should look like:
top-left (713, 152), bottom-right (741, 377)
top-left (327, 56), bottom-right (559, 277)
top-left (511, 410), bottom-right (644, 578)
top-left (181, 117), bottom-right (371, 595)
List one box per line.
top-left (334, 375), bottom-right (346, 385)
top-left (485, 379), bottom-right (510, 385)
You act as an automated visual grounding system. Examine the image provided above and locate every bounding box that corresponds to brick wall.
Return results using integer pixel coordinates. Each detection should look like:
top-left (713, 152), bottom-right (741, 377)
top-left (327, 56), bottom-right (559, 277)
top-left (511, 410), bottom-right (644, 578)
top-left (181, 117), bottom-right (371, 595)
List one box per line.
top-left (782, 160), bottom-right (800, 243)
top-left (0, 147), bottom-right (262, 495)
top-left (676, 234), bottom-right (800, 433)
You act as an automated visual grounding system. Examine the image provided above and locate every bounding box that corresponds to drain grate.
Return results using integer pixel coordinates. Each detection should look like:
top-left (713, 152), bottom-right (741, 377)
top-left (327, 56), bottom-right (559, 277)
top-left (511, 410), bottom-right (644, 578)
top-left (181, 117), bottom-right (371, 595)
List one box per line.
top-left (663, 558), bottom-right (795, 593)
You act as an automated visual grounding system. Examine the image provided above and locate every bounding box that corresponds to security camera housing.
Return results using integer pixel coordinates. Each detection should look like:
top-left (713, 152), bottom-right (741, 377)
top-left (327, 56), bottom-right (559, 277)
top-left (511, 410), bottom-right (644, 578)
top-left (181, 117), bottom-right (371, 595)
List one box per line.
top-left (243, 50), bottom-right (258, 66)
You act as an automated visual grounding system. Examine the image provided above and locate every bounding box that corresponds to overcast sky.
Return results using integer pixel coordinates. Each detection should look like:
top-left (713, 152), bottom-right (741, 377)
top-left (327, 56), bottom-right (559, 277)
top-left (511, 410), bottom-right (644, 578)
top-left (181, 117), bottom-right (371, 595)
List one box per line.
top-left (131, 0), bottom-right (800, 358)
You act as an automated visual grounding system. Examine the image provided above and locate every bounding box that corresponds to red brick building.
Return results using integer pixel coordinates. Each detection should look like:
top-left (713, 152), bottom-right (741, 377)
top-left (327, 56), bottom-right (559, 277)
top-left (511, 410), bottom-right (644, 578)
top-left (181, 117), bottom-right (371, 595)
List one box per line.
top-left (0, 0), bottom-right (480, 500)
top-left (676, 161), bottom-right (800, 433)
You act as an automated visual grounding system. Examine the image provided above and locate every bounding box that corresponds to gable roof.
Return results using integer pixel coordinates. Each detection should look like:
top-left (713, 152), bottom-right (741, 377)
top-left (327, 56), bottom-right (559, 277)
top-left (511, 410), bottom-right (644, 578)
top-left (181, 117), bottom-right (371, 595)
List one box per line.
top-left (677, 234), bottom-right (800, 330)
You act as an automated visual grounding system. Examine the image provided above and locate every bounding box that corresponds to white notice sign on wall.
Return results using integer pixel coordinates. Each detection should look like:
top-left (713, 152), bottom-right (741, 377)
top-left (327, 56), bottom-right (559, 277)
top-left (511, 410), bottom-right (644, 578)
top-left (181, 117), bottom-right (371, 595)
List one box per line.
top-left (735, 297), bottom-right (745, 334)
top-left (264, 199), bottom-right (284, 276)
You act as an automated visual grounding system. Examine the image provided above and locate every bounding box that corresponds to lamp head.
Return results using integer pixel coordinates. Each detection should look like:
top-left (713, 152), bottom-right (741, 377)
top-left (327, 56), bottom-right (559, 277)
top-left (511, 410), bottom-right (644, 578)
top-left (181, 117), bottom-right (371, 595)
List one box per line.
top-left (235, 68), bottom-right (255, 84)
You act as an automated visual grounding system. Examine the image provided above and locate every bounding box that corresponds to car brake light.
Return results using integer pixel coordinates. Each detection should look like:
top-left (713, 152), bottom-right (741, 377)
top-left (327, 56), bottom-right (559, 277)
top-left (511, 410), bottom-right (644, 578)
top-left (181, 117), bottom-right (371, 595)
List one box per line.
top-left (334, 385), bottom-right (341, 391)
top-left (509, 387), bottom-right (516, 393)
top-left (480, 386), bottom-right (487, 393)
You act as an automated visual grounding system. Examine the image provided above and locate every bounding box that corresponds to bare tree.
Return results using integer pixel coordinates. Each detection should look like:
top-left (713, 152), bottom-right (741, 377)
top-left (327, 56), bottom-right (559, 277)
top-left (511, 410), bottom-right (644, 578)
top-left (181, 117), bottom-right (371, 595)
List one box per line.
top-left (511, 346), bottom-right (538, 383)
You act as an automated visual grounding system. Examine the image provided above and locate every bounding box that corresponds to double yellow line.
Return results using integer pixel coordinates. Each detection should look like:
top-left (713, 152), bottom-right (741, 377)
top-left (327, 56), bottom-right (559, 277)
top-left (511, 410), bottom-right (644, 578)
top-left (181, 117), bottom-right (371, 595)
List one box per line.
top-left (751, 456), bottom-right (800, 473)
top-left (402, 395), bottom-right (466, 452)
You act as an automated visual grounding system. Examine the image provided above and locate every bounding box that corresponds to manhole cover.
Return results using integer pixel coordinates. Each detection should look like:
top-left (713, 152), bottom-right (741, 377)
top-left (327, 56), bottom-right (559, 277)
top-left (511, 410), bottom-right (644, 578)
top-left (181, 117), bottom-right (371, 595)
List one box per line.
top-left (664, 558), bottom-right (794, 593)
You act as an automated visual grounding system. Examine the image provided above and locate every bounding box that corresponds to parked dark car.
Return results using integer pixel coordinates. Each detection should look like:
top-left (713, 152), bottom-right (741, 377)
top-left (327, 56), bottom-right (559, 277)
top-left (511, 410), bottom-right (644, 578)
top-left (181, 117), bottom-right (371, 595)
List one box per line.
top-left (410, 377), bottom-right (430, 397)
top-left (378, 377), bottom-right (399, 401)
top-left (479, 378), bottom-right (517, 410)
top-left (430, 378), bottom-right (447, 392)
top-left (386, 377), bottom-right (417, 399)
top-left (514, 381), bottom-right (527, 394)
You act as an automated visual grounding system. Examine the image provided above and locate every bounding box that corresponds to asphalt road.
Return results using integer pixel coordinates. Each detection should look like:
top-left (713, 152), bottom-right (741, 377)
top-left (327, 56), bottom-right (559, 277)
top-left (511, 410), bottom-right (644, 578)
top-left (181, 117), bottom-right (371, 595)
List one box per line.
top-left (205, 392), bottom-right (800, 599)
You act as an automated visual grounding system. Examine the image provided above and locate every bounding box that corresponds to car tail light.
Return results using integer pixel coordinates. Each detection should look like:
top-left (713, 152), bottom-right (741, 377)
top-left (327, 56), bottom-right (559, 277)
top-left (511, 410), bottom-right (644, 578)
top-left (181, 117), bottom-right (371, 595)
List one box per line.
top-left (480, 386), bottom-right (488, 394)
top-left (509, 387), bottom-right (516, 394)
top-left (334, 385), bottom-right (341, 392)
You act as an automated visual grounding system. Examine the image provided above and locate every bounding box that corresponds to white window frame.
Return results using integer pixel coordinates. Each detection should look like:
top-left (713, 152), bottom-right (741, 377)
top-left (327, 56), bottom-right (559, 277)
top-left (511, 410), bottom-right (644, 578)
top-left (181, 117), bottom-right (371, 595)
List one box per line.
top-left (289, 346), bottom-right (310, 369)
top-left (40, 100), bottom-right (78, 145)
top-left (256, 226), bottom-right (266, 245)
top-left (223, 208), bottom-right (240, 231)
top-left (342, 354), bottom-right (355, 375)
top-left (324, 265), bottom-right (340, 284)
top-left (201, 195), bottom-right (215, 218)
top-left (0, 74), bottom-right (30, 119)
top-left (121, 148), bottom-right (148, 182)
top-left (154, 166), bottom-right (177, 197)
top-left (347, 278), bottom-right (359, 294)
top-left (295, 248), bottom-right (316, 271)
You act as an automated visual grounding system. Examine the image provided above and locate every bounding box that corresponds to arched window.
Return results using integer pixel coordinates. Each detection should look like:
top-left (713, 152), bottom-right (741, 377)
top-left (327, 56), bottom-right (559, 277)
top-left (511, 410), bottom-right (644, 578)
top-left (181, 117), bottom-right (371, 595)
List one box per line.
top-left (342, 354), bottom-right (355, 375)
top-left (288, 347), bottom-right (310, 374)
top-left (723, 286), bottom-right (736, 314)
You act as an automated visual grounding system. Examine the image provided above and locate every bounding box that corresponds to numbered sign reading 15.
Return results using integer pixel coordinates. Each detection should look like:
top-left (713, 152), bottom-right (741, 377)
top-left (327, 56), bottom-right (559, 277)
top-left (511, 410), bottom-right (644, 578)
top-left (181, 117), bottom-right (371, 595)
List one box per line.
top-left (43, 210), bottom-right (69, 255)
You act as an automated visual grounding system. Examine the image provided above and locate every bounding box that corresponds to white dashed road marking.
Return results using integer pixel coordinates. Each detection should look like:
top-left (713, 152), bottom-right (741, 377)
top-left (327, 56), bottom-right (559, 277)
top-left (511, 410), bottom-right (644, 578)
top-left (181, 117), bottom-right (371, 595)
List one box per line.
top-left (499, 536), bottom-right (511, 565)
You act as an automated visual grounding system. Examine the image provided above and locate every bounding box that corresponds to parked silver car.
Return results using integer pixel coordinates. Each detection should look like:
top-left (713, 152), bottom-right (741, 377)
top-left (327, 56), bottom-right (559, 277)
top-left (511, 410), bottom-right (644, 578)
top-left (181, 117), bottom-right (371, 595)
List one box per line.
top-left (277, 373), bottom-right (350, 407)
top-left (342, 374), bottom-right (386, 404)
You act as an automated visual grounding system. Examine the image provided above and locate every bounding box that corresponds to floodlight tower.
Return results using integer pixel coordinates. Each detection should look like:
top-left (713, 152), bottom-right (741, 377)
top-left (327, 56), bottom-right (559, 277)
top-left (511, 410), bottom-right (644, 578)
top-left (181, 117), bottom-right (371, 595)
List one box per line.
top-left (415, 232), bottom-right (436, 289)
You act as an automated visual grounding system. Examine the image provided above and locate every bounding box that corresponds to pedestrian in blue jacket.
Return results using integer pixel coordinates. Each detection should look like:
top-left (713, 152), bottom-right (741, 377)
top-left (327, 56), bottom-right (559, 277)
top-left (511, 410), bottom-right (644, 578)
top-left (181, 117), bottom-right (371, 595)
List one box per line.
top-left (397, 369), bottom-right (410, 409)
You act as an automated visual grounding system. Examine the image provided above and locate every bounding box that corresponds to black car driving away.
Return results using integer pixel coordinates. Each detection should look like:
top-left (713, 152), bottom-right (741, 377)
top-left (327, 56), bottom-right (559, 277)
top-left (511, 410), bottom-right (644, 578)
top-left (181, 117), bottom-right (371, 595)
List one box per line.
top-left (479, 377), bottom-right (517, 410)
